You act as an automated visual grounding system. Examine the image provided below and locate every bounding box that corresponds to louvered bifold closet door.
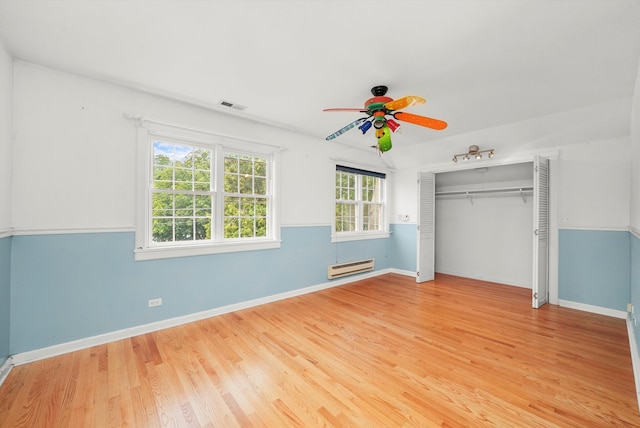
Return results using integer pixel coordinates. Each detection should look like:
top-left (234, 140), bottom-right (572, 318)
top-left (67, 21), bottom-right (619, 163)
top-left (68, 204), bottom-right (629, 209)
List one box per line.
top-left (532, 156), bottom-right (549, 308)
top-left (417, 172), bottom-right (435, 283)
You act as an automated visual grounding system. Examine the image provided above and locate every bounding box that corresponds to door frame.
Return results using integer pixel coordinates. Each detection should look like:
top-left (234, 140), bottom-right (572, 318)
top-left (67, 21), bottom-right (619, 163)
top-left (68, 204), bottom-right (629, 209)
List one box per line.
top-left (417, 152), bottom-right (559, 305)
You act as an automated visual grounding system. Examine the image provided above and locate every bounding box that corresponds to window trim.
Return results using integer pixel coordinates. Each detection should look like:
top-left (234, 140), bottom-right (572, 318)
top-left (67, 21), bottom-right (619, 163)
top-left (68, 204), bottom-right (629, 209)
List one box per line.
top-left (134, 119), bottom-right (281, 261)
top-left (332, 162), bottom-right (389, 243)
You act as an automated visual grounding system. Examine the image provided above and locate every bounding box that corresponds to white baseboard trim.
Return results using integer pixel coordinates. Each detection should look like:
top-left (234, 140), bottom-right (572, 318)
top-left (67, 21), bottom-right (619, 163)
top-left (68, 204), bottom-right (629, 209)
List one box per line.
top-left (11, 269), bottom-right (395, 366)
top-left (388, 268), bottom-right (416, 277)
top-left (627, 315), bottom-right (640, 413)
top-left (0, 356), bottom-right (13, 387)
top-left (558, 299), bottom-right (627, 319)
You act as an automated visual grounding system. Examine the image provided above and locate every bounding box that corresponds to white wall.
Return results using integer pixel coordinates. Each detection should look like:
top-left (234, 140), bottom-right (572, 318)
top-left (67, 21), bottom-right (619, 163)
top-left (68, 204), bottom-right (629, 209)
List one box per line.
top-left (631, 60), bottom-right (640, 232)
top-left (436, 193), bottom-right (534, 288)
top-left (0, 41), bottom-right (12, 232)
top-left (389, 169), bottom-right (418, 224)
top-left (558, 137), bottom-right (630, 230)
top-left (11, 62), bottom-right (367, 233)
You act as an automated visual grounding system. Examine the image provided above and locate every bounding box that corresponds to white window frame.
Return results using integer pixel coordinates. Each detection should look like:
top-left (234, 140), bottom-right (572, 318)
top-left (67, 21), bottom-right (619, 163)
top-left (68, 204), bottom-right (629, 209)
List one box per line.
top-left (134, 119), bottom-right (281, 261)
top-left (332, 163), bottom-right (389, 243)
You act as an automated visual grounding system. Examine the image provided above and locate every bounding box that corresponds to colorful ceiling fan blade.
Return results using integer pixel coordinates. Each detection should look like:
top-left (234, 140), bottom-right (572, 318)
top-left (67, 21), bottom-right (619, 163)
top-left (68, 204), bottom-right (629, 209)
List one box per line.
top-left (323, 108), bottom-right (369, 112)
top-left (384, 96), bottom-right (425, 111)
top-left (325, 117), bottom-right (367, 140)
top-left (393, 111), bottom-right (448, 130)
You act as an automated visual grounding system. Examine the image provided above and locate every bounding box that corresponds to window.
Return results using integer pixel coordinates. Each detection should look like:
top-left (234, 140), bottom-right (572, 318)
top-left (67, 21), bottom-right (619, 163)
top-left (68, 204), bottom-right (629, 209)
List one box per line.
top-left (135, 121), bottom-right (280, 260)
top-left (151, 142), bottom-right (213, 243)
top-left (223, 153), bottom-right (269, 239)
top-left (334, 165), bottom-right (387, 241)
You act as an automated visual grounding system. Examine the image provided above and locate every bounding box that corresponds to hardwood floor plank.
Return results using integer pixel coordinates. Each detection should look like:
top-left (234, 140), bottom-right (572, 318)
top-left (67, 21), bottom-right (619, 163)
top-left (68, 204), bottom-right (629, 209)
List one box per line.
top-left (1, 273), bottom-right (639, 426)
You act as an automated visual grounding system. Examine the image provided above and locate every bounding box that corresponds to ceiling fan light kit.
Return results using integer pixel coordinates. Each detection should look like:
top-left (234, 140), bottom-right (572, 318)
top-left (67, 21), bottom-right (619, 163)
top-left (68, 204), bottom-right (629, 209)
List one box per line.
top-left (452, 145), bottom-right (494, 163)
top-left (323, 85), bottom-right (447, 153)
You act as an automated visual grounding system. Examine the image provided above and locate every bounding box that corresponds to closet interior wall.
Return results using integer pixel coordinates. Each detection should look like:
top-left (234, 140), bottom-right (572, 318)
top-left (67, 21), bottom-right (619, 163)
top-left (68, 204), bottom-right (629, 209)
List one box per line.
top-left (434, 163), bottom-right (534, 288)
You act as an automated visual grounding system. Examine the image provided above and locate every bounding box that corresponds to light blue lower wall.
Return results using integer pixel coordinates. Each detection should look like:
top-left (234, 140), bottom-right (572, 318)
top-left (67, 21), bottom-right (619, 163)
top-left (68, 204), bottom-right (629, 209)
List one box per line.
top-left (631, 232), bottom-right (640, 355)
top-left (9, 226), bottom-right (394, 354)
top-left (8, 226), bottom-right (634, 357)
top-left (389, 223), bottom-right (417, 273)
top-left (0, 237), bottom-right (10, 367)
top-left (559, 229), bottom-right (630, 312)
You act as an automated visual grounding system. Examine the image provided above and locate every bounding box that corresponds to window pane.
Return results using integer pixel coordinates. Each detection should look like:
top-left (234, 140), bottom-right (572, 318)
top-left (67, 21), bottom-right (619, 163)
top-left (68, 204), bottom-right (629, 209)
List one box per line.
top-left (255, 160), bottom-right (266, 177)
top-left (255, 199), bottom-right (267, 216)
top-left (175, 194), bottom-right (193, 217)
top-left (195, 195), bottom-right (212, 216)
top-left (192, 149), bottom-right (211, 170)
top-left (224, 217), bottom-right (239, 238)
top-left (256, 218), bottom-right (267, 237)
top-left (362, 176), bottom-right (381, 202)
top-left (194, 171), bottom-right (211, 191)
top-left (152, 218), bottom-right (174, 242)
top-left (254, 177), bottom-right (267, 195)
top-left (241, 218), bottom-right (255, 237)
top-left (239, 158), bottom-right (253, 175)
top-left (336, 202), bottom-right (356, 232)
top-left (153, 165), bottom-right (174, 189)
top-left (224, 153), bottom-right (268, 197)
top-left (225, 173), bottom-right (239, 193)
top-left (336, 172), bottom-right (356, 201)
top-left (241, 197), bottom-right (255, 216)
top-left (195, 218), bottom-right (211, 240)
top-left (175, 218), bottom-right (193, 241)
top-left (152, 193), bottom-right (173, 217)
top-left (224, 156), bottom-right (238, 173)
top-left (225, 196), bottom-right (239, 216)
top-left (363, 203), bottom-right (383, 231)
top-left (240, 175), bottom-right (253, 194)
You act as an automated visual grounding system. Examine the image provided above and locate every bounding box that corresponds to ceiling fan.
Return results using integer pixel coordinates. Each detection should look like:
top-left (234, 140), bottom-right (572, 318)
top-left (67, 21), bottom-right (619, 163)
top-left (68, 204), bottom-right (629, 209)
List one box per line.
top-left (323, 85), bottom-right (447, 153)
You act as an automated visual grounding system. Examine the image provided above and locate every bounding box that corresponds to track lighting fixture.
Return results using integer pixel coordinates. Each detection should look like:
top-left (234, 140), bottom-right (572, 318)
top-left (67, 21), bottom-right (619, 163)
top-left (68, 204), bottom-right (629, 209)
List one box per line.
top-left (452, 145), bottom-right (495, 163)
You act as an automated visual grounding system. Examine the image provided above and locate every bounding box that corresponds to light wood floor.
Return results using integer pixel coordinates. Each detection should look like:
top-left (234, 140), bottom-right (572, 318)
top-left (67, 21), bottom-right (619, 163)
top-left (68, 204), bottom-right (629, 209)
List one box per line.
top-left (1, 273), bottom-right (638, 427)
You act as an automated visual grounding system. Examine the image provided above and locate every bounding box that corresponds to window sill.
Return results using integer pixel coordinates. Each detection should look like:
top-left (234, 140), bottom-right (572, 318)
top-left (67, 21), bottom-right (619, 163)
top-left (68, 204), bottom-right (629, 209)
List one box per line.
top-left (331, 231), bottom-right (389, 243)
top-left (134, 239), bottom-right (282, 261)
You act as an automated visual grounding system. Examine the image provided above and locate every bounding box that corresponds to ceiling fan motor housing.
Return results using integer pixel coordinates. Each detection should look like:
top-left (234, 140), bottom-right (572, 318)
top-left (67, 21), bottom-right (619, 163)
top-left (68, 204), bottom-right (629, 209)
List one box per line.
top-left (371, 85), bottom-right (388, 96)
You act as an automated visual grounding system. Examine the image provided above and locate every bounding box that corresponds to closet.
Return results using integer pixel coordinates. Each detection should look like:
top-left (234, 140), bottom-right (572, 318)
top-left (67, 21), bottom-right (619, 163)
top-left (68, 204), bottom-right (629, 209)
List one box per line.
top-left (417, 157), bottom-right (549, 308)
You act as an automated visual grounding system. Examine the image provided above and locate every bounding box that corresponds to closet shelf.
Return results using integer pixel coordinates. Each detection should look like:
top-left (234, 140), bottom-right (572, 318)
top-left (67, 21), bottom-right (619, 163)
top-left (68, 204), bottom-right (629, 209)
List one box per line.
top-left (436, 186), bottom-right (534, 204)
top-left (435, 186), bottom-right (533, 197)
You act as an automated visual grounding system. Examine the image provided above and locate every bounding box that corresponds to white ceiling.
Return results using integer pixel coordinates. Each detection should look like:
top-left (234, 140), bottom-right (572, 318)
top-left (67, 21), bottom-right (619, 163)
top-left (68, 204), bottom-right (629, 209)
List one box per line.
top-left (1, 0), bottom-right (639, 167)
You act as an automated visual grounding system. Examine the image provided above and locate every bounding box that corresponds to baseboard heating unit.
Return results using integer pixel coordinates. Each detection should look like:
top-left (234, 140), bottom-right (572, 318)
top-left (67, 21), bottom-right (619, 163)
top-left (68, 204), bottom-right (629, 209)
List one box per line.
top-left (328, 258), bottom-right (375, 279)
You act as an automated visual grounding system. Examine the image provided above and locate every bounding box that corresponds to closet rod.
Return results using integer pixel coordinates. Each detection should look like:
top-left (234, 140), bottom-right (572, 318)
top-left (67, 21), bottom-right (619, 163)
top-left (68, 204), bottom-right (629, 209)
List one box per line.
top-left (435, 186), bottom-right (533, 197)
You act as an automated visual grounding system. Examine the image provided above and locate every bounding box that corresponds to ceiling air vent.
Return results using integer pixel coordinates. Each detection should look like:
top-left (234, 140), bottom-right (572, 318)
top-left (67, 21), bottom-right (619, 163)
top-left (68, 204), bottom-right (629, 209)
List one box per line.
top-left (218, 100), bottom-right (247, 111)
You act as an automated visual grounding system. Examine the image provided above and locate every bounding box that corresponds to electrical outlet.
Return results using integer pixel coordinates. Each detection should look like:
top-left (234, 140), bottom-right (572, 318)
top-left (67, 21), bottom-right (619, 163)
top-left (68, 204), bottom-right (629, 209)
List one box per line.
top-left (628, 303), bottom-right (633, 313)
top-left (148, 298), bottom-right (162, 307)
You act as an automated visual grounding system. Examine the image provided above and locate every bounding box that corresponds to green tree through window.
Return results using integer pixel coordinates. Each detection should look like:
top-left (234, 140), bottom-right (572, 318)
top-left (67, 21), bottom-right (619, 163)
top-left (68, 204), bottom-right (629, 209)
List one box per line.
top-left (223, 153), bottom-right (269, 239)
top-left (152, 143), bottom-right (213, 243)
top-left (151, 142), bottom-right (271, 244)
top-left (335, 165), bottom-right (385, 235)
